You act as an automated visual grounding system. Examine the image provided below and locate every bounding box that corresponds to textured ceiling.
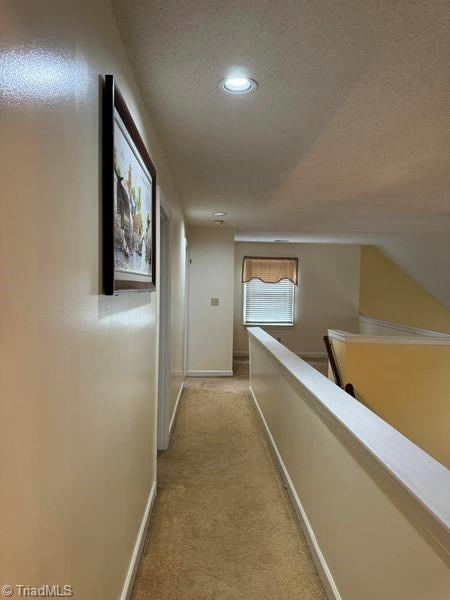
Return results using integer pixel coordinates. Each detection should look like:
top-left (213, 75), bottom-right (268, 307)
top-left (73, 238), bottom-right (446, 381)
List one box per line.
top-left (112, 0), bottom-right (450, 306)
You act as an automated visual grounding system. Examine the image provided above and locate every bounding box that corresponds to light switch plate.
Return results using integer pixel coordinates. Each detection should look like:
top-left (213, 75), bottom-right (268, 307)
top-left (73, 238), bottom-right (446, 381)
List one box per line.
top-left (211, 297), bottom-right (220, 306)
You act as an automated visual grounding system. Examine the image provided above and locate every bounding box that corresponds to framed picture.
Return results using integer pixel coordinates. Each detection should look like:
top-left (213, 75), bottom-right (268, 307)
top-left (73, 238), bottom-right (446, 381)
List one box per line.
top-left (102, 74), bottom-right (156, 294)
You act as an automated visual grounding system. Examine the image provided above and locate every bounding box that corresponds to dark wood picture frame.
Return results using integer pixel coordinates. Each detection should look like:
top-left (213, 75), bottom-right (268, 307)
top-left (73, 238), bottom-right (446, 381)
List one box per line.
top-left (103, 74), bottom-right (156, 294)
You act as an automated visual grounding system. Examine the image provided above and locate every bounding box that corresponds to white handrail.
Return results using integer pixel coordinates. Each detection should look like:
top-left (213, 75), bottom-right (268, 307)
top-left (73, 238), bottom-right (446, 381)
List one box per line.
top-left (248, 327), bottom-right (450, 552)
top-left (328, 328), bottom-right (450, 345)
top-left (359, 315), bottom-right (450, 338)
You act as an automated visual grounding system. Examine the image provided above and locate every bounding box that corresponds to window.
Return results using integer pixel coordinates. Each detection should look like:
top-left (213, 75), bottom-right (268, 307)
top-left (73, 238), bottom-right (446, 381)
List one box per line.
top-left (241, 256), bottom-right (298, 326)
top-left (243, 278), bottom-right (295, 325)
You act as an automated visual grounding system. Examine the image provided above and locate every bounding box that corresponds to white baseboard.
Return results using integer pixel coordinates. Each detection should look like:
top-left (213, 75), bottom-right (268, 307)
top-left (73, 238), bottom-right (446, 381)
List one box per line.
top-left (233, 351), bottom-right (249, 359)
top-left (234, 351), bottom-right (327, 360)
top-left (186, 370), bottom-right (233, 377)
top-left (249, 385), bottom-right (341, 600)
top-left (297, 352), bottom-right (328, 360)
top-left (169, 382), bottom-right (184, 435)
top-left (121, 481), bottom-right (157, 600)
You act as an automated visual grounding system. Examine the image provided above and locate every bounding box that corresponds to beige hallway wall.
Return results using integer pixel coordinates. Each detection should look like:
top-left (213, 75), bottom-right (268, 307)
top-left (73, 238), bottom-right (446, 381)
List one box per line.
top-left (0, 1), bottom-right (184, 598)
top-left (187, 227), bottom-right (235, 374)
top-left (234, 242), bottom-right (361, 355)
top-left (249, 332), bottom-right (450, 600)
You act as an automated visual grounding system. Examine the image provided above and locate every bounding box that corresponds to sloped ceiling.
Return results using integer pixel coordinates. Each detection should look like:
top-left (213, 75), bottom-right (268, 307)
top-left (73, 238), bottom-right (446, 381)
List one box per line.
top-left (112, 0), bottom-right (450, 308)
top-left (378, 233), bottom-right (450, 309)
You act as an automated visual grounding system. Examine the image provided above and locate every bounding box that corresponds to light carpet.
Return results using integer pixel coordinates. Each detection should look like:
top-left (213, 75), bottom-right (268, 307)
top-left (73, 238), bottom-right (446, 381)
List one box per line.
top-left (131, 366), bottom-right (326, 599)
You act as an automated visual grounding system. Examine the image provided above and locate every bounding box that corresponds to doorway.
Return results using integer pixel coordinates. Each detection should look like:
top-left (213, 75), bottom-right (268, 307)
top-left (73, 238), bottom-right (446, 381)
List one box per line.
top-left (157, 208), bottom-right (171, 450)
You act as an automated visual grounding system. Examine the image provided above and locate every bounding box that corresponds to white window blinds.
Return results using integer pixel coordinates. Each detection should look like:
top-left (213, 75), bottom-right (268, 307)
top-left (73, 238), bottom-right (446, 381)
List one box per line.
top-left (243, 278), bottom-right (295, 325)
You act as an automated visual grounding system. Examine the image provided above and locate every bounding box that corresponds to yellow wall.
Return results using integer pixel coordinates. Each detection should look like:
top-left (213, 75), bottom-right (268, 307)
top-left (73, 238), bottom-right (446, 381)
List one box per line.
top-left (339, 342), bottom-right (450, 468)
top-left (360, 246), bottom-right (450, 333)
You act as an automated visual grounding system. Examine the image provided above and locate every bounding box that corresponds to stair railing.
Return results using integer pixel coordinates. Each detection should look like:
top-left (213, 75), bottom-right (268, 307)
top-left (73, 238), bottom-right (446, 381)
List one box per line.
top-left (323, 335), bottom-right (356, 398)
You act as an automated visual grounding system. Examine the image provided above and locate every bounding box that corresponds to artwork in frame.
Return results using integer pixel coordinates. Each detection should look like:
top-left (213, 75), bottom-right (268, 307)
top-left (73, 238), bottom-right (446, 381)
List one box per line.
top-left (103, 74), bottom-right (156, 294)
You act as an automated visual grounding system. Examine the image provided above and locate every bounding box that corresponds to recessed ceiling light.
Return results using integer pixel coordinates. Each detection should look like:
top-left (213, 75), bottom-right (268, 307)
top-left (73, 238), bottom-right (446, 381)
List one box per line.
top-left (214, 219), bottom-right (225, 225)
top-left (219, 77), bottom-right (257, 94)
top-left (213, 211), bottom-right (226, 217)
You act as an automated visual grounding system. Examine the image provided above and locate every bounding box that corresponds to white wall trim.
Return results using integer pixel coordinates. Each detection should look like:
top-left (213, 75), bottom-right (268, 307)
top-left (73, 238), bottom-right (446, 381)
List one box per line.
top-left (249, 385), bottom-right (341, 600)
top-left (157, 200), bottom-right (172, 451)
top-left (187, 370), bottom-right (233, 377)
top-left (120, 480), bottom-right (157, 600)
top-left (359, 315), bottom-right (450, 338)
top-left (328, 328), bottom-right (450, 345)
top-left (183, 237), bottom-right (189, 377)
top-left (169, 382), bottom-right (184, 435)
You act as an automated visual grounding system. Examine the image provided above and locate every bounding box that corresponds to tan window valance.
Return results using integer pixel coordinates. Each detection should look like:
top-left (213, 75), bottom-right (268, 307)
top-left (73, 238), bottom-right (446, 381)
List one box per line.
top-left (242, 256), bottom-right (298, 285)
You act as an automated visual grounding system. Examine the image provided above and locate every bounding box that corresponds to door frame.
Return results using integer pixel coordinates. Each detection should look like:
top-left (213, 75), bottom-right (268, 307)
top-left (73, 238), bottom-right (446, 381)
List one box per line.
top-left (183, 238), bottom-right (189, 377)
top-left (157, 194), bottom-right (172, 450)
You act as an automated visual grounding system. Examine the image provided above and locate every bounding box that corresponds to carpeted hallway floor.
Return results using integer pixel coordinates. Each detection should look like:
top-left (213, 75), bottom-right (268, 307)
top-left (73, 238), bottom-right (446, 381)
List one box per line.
top-left (131, 362), bottom-right (327, 599)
